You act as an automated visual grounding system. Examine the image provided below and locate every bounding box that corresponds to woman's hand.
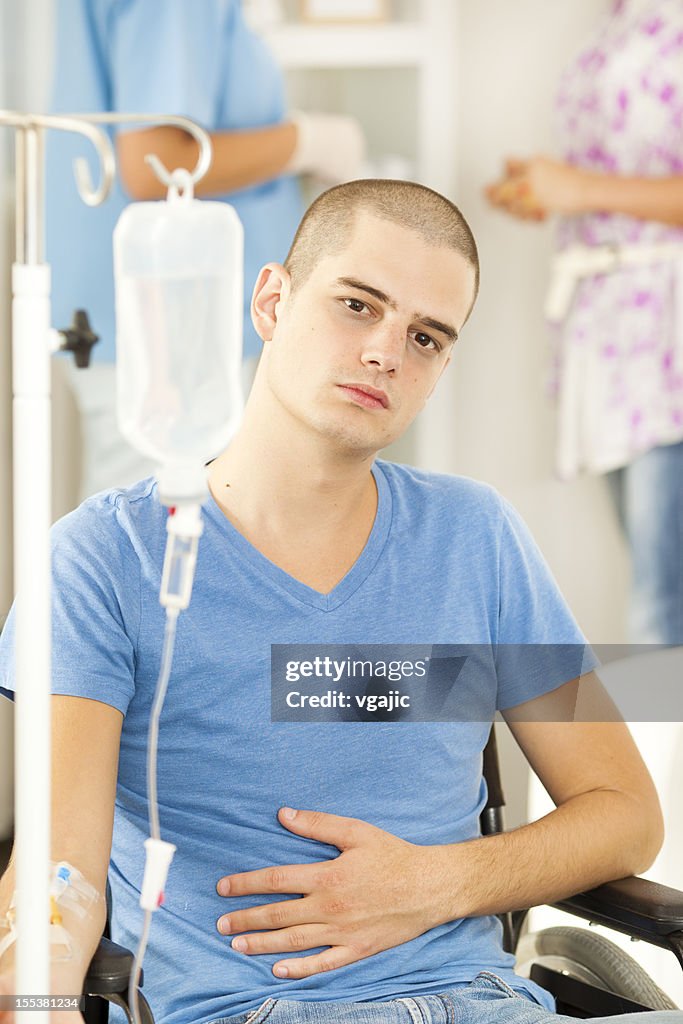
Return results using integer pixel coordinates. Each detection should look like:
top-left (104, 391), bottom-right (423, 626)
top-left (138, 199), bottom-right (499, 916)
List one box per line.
top-left (485, 156), bottom-right (589, 220)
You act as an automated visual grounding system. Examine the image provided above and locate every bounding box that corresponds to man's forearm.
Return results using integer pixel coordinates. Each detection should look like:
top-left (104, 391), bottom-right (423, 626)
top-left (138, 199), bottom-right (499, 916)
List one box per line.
top-left (433, 788), bottom-right (662, 923)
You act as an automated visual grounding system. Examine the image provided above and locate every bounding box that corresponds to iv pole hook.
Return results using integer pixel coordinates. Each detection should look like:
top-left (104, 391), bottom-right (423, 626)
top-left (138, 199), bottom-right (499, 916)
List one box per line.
top-left (0, 109), bottom-right (213, 207)
top-left (0, 110), bottom-right (116, 206)
top-left (68, 112), bottom-right (212, 192)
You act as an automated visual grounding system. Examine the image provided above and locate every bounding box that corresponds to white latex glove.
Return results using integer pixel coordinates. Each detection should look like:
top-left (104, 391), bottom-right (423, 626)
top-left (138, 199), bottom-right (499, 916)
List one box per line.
top-left (286, 111), bottom-right (366, 184)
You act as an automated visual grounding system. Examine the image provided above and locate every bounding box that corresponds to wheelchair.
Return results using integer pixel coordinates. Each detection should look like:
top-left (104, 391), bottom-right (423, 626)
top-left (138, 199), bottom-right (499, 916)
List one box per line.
top-left (3, 725), bottom-right (683, 1023)
top-left (481, 726), bottom-right (683, 1017)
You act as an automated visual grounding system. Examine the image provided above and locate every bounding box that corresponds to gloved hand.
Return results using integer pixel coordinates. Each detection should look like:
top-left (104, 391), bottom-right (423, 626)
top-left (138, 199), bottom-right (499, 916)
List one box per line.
top-left (285, 111), bottom-right (366, 184)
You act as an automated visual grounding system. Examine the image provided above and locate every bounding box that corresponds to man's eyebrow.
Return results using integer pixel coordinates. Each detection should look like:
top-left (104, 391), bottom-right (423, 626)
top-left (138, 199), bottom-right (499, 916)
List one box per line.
top-left (334, 276), bottom-right (458, 344)
top-left (335, 277), bottom-right (398, 310)
top-left (419, 317), bottom-right (458, 344)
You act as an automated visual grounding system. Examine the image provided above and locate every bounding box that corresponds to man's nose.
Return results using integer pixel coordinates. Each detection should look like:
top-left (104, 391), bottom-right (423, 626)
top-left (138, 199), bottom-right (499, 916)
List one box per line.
top-left (359, 324), bottom-right (404, 374)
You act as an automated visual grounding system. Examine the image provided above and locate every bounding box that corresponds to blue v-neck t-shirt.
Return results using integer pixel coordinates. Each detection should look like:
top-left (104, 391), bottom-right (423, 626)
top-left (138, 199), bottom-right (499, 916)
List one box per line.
top-left (0, 460), bottom-right (595, 1023)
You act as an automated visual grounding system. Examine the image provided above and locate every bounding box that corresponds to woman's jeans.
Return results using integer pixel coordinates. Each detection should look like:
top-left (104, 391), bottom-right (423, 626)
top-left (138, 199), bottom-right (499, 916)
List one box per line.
top-left (605, 440), bottom-right (683, 644)
top-left (209, 971), bottom-right (683, 1023)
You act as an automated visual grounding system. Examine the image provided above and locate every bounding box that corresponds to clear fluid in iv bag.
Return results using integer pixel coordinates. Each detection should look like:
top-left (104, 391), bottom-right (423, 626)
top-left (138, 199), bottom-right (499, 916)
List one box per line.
top-left (114, 195), bottom-right (244, 468)
top-left (117, 273), bottom-right (243, 464)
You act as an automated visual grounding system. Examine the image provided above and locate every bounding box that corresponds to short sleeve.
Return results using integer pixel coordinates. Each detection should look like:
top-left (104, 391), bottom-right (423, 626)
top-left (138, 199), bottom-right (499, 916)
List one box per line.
top-left (0, 497), bottom-right (140, 716)
top-left (495, 497), bottom-right (598, 710)
top-left (108, 0), bottom-right (229, 126)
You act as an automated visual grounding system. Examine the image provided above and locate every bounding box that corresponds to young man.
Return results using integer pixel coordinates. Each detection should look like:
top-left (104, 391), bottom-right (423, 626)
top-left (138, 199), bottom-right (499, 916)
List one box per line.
top-left (0, 180), bottom-right (674, 1024)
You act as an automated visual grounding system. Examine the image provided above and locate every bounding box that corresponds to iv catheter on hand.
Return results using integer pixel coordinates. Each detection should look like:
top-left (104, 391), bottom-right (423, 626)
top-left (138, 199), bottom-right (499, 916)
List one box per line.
top-left (1, 108), bottom-right (212, 1024)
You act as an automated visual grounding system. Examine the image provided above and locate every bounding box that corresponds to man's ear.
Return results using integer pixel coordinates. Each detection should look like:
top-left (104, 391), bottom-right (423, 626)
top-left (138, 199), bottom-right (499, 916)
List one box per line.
top-left (251, 263), bottom-right (291, 343)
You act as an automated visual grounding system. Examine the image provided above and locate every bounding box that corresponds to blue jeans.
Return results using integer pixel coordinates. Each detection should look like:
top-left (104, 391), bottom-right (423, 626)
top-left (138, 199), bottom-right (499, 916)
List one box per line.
top-left (605, 440), bottom-right (683, 644)
top-left (209, 971), bottom-right (683, 1024)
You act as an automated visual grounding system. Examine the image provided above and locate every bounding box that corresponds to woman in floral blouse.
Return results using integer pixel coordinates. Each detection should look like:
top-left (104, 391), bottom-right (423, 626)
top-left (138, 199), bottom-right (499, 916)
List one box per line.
top-left (487, 0), bottom-right (683, 645)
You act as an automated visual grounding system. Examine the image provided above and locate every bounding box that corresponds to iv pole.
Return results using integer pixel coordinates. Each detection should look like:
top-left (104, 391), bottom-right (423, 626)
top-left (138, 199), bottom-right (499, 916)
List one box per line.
top-left (0, 110), bottom-right (211, 1022)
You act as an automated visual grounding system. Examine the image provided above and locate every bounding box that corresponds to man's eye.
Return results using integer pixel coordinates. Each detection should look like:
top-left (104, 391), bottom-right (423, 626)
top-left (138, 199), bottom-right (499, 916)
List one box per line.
top-left (344, 298), bottom-right (369, 314)
top-left (413, 331), bottom-right (440, 352)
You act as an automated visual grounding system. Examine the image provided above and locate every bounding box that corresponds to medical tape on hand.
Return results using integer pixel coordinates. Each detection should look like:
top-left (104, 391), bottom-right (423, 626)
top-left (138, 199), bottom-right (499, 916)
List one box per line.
top-left (50, 861), bottom-right (102, 919)
top-left (0, 861), bottom-right (104, 963)
top-left (48, 861), bottom-right (104, 961)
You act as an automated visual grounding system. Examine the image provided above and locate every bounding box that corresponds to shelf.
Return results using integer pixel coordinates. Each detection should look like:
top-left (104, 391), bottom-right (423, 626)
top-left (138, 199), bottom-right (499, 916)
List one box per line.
top-left (263, 22), bottom-right (427, 68)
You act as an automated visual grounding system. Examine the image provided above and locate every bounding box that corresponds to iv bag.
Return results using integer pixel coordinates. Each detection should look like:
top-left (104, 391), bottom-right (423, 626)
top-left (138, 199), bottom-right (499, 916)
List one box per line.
top-left (114, 181), bottom-right (244, 486)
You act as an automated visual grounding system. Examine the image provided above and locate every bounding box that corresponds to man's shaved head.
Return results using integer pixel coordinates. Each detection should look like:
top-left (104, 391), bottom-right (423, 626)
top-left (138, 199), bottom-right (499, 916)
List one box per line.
top-left (284, 179), bottom-right (480, 320)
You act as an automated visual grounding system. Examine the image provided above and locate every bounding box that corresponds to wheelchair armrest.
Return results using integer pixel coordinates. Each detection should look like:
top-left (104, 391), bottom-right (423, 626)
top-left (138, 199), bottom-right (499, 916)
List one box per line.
top-left (556, 875), bottom-right (683, 947)
top-left (84, 936), bottom-right (143, 997)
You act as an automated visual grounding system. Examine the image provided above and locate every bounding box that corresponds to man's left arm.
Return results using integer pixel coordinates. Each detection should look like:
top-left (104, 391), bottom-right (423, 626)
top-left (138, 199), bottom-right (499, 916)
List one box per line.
top-left (216, 673), bottom-right (664, 979)
top-left (445, 672), bottom-right (664, 920)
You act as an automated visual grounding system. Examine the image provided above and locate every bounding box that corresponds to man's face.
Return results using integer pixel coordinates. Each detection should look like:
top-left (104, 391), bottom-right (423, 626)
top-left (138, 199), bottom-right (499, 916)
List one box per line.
top-left (258, 211), bottom-right (476, 457)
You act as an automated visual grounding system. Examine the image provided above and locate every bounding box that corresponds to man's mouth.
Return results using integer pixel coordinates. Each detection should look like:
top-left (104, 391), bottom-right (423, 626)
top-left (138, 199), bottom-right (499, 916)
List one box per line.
top-left (338, 384), bottom-right (390, 410)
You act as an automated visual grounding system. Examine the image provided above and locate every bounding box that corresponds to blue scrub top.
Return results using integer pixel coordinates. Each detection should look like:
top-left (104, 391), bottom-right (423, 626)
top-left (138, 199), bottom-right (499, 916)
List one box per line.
top-left (46, 0), bottom-right (303, 362)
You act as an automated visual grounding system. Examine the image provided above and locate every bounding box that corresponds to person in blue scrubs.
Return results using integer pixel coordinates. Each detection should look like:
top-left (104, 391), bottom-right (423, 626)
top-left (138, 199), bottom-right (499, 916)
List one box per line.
top-left (47, 0), bottom-right (365, 498)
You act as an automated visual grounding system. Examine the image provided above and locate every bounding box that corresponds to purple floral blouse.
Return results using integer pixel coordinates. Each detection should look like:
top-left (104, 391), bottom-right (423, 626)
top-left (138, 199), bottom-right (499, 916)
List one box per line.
top-left (552, 0), bottom-right (683, 478)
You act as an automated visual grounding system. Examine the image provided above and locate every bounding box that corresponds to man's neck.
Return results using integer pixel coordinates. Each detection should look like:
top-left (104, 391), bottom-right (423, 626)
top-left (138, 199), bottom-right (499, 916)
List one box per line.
top-left (207, 415), bottom-right (377, 546)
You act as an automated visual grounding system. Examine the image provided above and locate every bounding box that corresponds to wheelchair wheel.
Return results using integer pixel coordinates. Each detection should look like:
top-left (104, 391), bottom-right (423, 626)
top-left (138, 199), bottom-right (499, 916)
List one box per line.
top-left (515, 925), bottom-right (679, 1010)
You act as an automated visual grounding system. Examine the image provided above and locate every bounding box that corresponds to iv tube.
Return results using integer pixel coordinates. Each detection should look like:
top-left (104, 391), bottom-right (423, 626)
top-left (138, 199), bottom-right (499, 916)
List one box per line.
top-left (129, 501), bottom-right (204, 1024)
top-left (129, 604), bottom-right (179, 1024)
